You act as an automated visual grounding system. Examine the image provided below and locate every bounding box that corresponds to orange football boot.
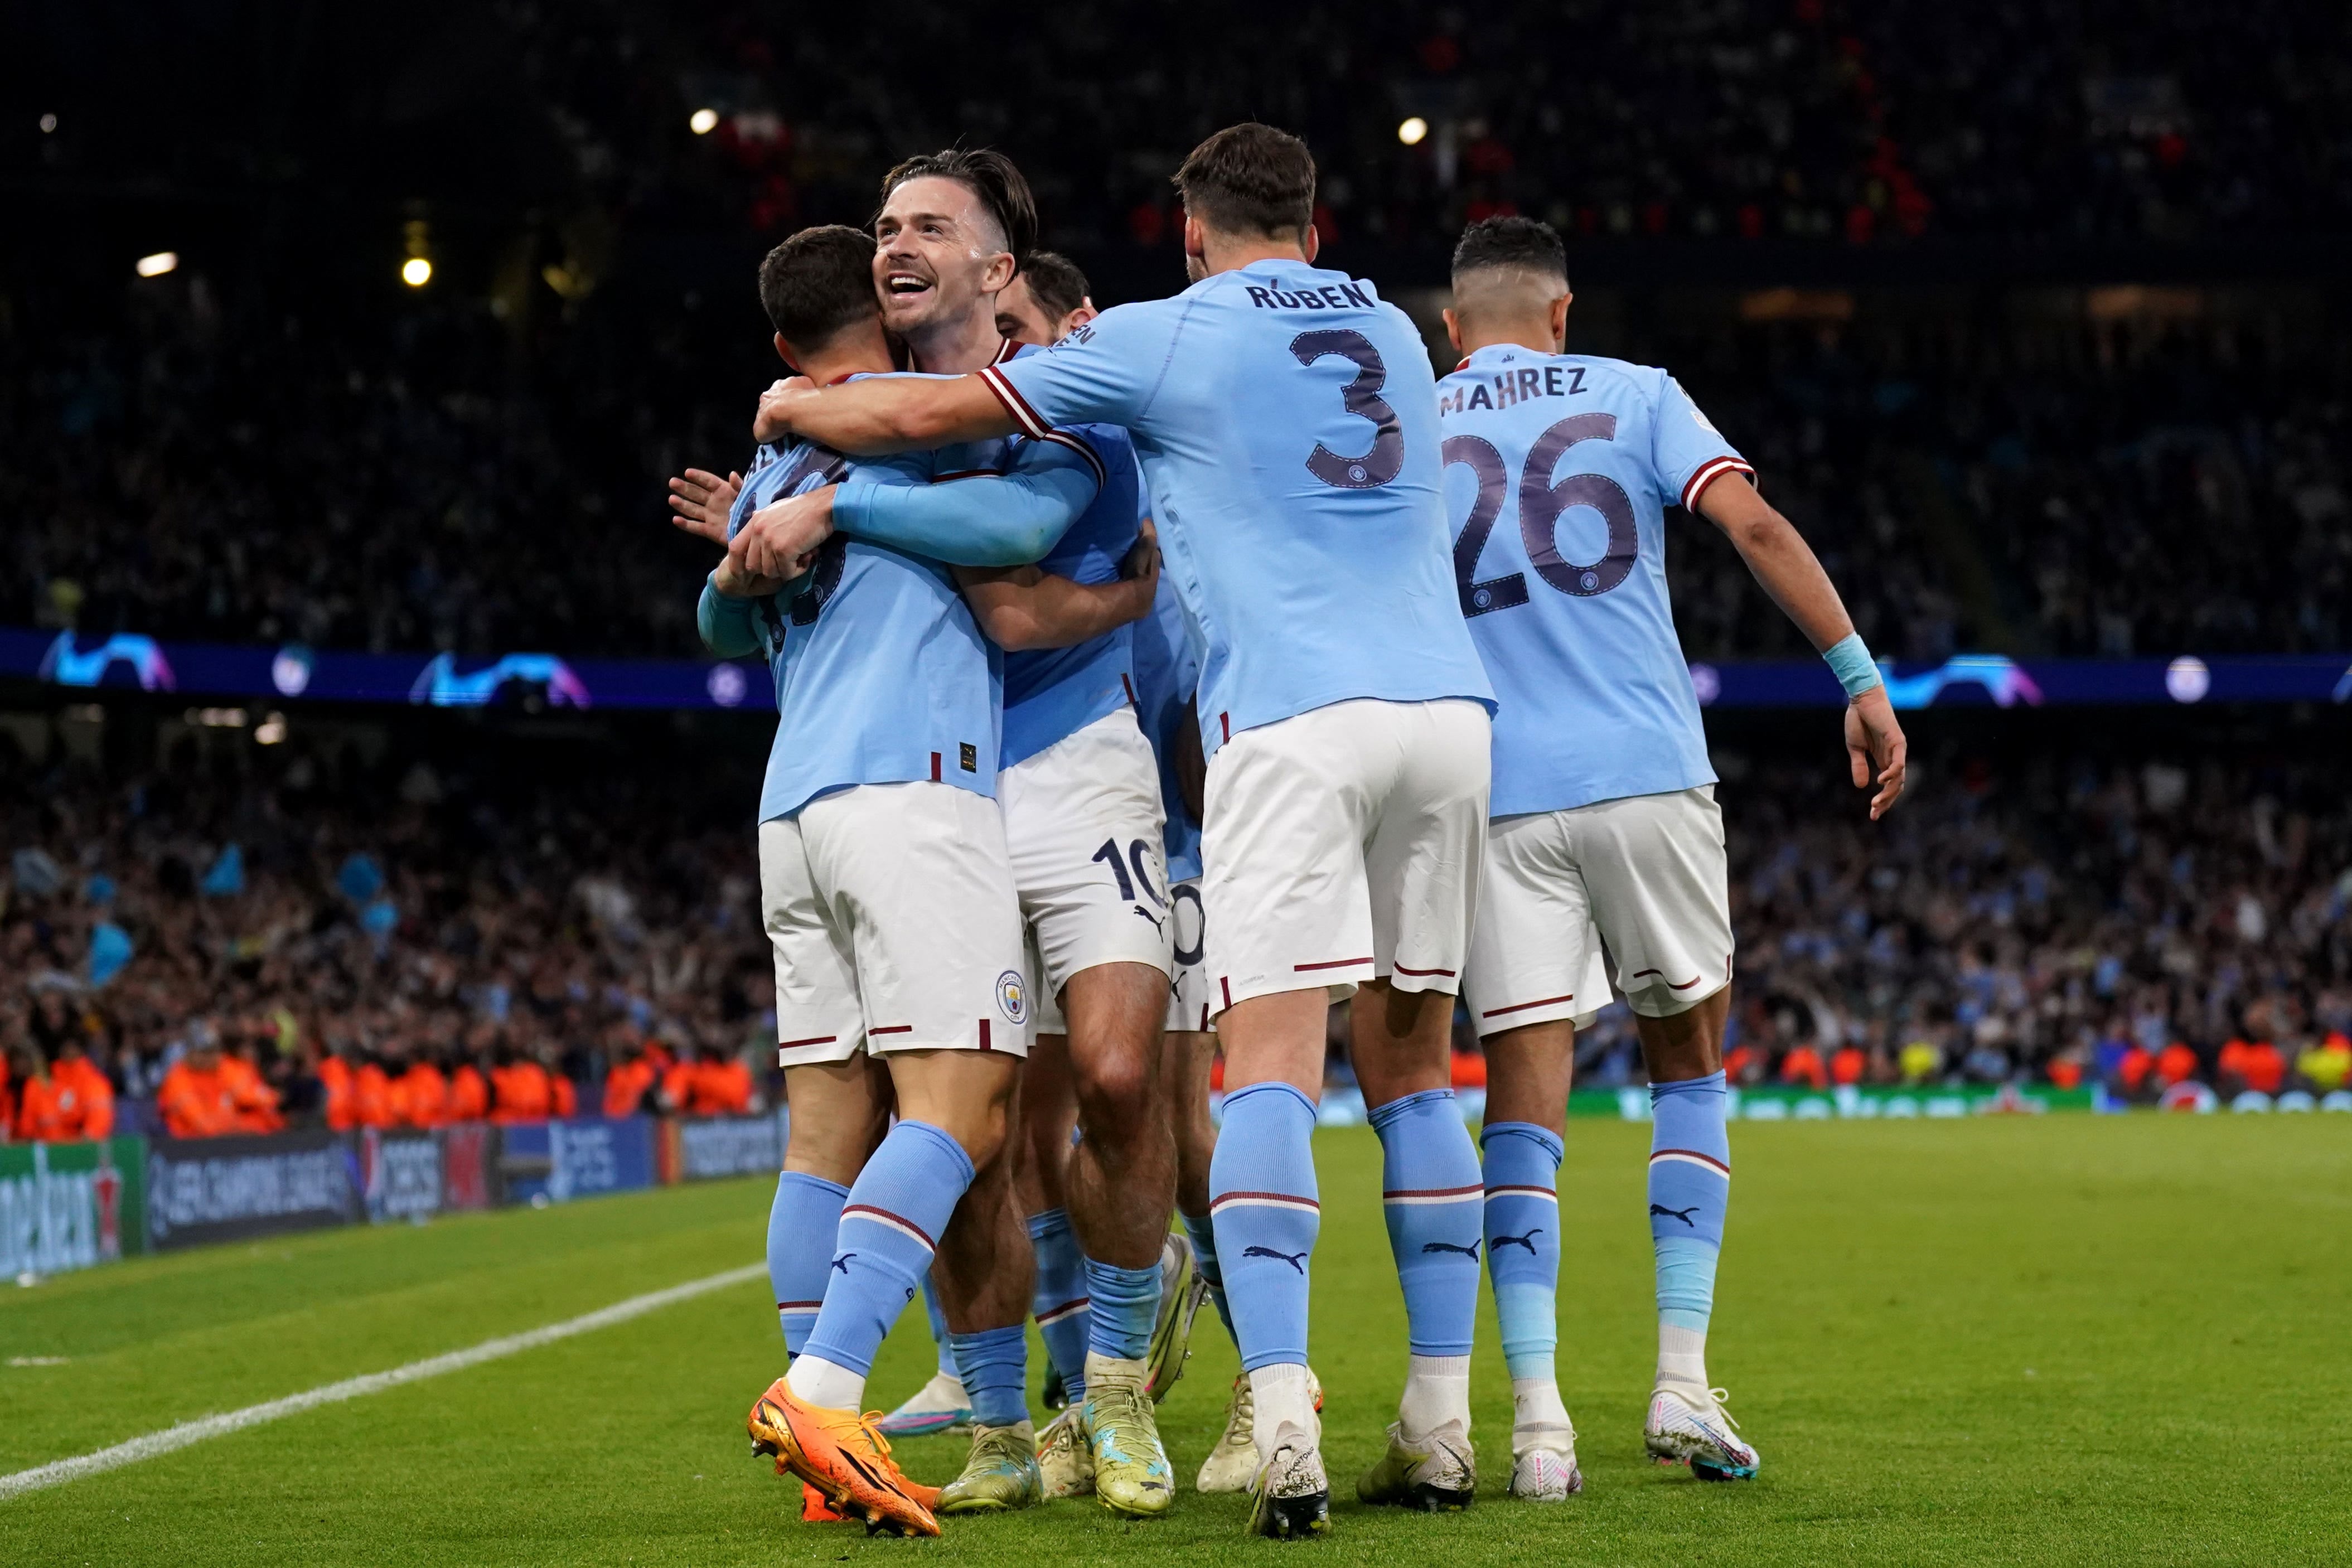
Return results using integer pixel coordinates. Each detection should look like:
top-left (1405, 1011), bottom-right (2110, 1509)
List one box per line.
top-left (801, 1482), bottom-right (846, 1523)
top-left (748, 1377), bottom-right (941, 1536)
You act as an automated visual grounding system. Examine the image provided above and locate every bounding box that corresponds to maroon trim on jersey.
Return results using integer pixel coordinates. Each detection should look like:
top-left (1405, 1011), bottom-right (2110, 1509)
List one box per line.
top-left (1680, 456), bottom-right (1755, 512)
top-left (1219, 976), bottom-right (1233, 1012)
top-left (1120, 673), bottom-right (1137, 708)
top-left (1392, 963), bottom-right (1457, 978)
top-left (933, 467), bottom-right (1013, 482)
top-left (993, 337), bottom-right (1022, 364)
top-left (869, 1024), bottom-right (914, 1036)
top-left (779, 1033), bottom-right (841, 1048)
top-left (1630, 967), bottom-right (1707, 991)
top-left (979, 365), bottom-right (1051, 439)
top-left (978, 1018), bottom-right (991, 1051)
top-left (1036, 428), bottom-right (1108, 490)
top-left (1219, 711), bottom-right (1231, 742)
top-left (931, 752), bottom-right (942, 781)
top-left (1480, 994), bottom-right (1575, 1019)
top-left (1294, 956), bottom-right (1373, 972)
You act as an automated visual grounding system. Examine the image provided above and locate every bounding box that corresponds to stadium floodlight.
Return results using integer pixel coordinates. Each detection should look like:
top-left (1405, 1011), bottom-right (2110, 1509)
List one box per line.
top-left (690, 107), bottom-right (719, 135)
top-left (39, 113), bottom-right (57, 133)
top-left (402, 256), bottom-right (433, 288)
top-left (135, 251), bottom-right (178, 278)
top-left (1398, 117), bottom-right (1429, 146)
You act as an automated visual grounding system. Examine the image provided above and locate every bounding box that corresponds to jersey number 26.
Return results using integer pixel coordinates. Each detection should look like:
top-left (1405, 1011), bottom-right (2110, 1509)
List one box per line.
top-left (1447, 412), bottom-right (1637, 617)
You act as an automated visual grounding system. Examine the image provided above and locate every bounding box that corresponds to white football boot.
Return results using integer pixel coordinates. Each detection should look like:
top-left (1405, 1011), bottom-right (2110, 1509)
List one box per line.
top-left (1198, 1364), bottom-right (1324, 1494)
top-left (1643, 1384), bottom-right (1760, 1480)
top-left (1509, 1411), bottom-right (1585, 1501)
top-left (1356, 1417), bottom-right (1476, 1511)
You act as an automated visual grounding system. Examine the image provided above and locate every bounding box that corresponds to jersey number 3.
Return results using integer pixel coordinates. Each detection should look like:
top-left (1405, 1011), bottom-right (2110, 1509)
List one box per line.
top-left (1447, 412), bottom-right (1636, 617)
top-left (1291, 330), bottom-right (1403, 489)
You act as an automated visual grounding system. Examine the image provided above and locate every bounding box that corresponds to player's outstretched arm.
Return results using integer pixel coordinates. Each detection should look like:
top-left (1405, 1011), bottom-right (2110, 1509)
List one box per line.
top-left (753, 374), bottom-right (1015, 453)
top-left (956, 519), bottom-right (1160, 652)
top-left (1697, 471), bottom-right (1908, 819)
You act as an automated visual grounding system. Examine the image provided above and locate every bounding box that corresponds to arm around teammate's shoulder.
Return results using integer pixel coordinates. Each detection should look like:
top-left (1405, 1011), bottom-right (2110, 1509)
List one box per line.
top-left (754, 374), bottom-right (1014, 452)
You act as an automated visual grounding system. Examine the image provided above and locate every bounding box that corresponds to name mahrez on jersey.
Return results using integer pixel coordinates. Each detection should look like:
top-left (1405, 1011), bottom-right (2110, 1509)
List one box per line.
top-left (1440, 362), bottom-right (1589, 417)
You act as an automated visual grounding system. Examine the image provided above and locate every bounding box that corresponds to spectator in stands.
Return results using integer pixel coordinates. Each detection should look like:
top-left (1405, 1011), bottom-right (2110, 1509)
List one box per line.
top-left (446, 1048), bottom-right (491, 1122)
top-left (603, 1033), bottom-right (661, 1119)
top-left (490, 1043), bottom-right (555, 1124)
top-left (395, 1048), bottom-right (448, 1129)
top-left (13, 1035), bottom-right (115, 1141)
top-left (157, 1027), bottom-right (274, 1139)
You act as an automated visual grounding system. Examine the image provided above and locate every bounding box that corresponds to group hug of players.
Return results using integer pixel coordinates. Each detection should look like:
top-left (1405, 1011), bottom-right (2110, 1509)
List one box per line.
top-left (664, 121), bottom-right (1908, 1539)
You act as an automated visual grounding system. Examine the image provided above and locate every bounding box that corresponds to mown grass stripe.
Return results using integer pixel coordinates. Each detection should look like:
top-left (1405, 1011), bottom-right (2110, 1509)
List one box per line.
top-left (0, 1261), bottom-right (764, 1502)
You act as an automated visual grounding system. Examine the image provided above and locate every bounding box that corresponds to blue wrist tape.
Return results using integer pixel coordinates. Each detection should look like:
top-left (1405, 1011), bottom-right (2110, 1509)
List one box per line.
top-left (1823, 632), bottom-right (1884, 699)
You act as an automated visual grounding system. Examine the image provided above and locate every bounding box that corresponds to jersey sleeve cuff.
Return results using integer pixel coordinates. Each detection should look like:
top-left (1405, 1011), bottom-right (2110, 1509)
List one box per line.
top-left (1680, 456), bottom-right (1755, 512)
top-left (979, 364), bottom-right (1052, 440)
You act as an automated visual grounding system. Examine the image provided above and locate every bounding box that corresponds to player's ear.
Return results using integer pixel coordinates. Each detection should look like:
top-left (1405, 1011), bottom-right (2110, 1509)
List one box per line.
top-left (1550, 291), bottom-right (1572, 351)
top-left (1300, 221), bottom-right (1320, 263)
top-left (982, 251), bottom-right (1018, 296)
top-left (1443, 307), bottom-right (1465, 356)
top-left (1182, 210), bottom-right (1208, 264)
top-left (773, 332), bottom-right (801, 369)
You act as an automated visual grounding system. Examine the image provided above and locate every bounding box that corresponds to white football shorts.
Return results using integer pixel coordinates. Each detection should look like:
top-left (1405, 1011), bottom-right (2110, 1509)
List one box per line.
top-left (761, 781), bottom-right (1030, 1067)
top-left (1200, 697), bottom-right (1490, 1013)
top-left (999, 707), bottom-right (1174, 1035)
top-left (1464, 784), bottom-right (1734, 1033)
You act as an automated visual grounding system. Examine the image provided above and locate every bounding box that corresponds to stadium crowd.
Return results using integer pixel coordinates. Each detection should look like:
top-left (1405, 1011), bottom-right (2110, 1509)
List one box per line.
top-left (33, 2), bottom-right (2340, 250)
top-left (9, 282), bottom-right (2346, 669)
top-left (4, 719), bottom-right (2346, 1141)
top-left (0, 729), bottom-right (773, 1143)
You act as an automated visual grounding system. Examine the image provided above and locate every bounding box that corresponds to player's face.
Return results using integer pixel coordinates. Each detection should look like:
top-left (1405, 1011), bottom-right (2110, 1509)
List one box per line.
top-left (874, 176), bottom-right (1011, 338)
top-left (993, 274), bottom-right (1053, 346)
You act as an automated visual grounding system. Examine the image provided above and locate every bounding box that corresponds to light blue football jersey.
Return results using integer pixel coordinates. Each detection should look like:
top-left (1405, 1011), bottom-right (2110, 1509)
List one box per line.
top-left (727, 438), bottom-right (1003, 823)
top-left (1436, 343), bottom-right (1754, 815)
top-left (997, 342), bottom-right (1146, 767)
top-left (1129, 573), bottom-right (1202, 883)
top-left (981, 263), bottom-right (1493, 757)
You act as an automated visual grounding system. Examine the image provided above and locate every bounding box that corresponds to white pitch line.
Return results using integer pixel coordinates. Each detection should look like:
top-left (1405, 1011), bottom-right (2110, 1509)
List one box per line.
top-left (0, 1261), bottom-right (766, 1502)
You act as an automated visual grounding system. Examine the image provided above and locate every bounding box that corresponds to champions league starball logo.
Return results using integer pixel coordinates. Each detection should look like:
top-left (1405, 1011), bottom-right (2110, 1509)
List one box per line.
top-left (995, 970), bottom-right (1027, 1026)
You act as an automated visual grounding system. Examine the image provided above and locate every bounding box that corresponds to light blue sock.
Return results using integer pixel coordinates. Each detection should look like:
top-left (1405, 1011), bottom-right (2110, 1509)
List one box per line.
top-left (1648, 1072), bottom-right (1731, 1359)
top-left (921, 1276), bottom-right (958, 1380)
top-left (950, 1325), bottom-right (1028, 1428)
top-left (1027, 1208), bottom-right (1091, 1402)
top-left (1083, 1256), bottom-right (1161, 1362)
top-left (803, 1120), bottom-right (974, 1377)
top-left (1208, 1081), bottom-right (1319, 1372)
top-left (1480, 1121), bottom-right (1564, 1381)
top-left (1369, 1087), bottom-right (1484, 1358)
top-left (1179, 1209), bottom-right (1235, 1340)
top-left (768, 1170), bottom-right (846, 1353)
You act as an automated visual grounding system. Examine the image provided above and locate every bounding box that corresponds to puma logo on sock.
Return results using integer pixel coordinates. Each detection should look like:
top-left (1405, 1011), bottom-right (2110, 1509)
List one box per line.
top-left (1649, 1204), bottom-right (1700, 1227)
top-left (1242, 1245), bottom-right (1309, 1274)
top-left (830, 1253), bottom-right (855, 1273)
top-left (1421, 1239), bottom-right (1482, 1259)
top-left (1493, 1227), bottom-right (1543, 1254)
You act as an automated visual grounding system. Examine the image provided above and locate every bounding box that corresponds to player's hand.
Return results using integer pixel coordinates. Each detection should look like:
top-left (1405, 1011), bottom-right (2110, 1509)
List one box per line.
top-left (1117, 518), bottom-right (1162, 613)
top-left (1845, 685), bottom-right (1908, 820)
top-left (753, 376), bottom-right (816, 444)
top-left (709, 558), bottom-right (785, 599)
top-left (730, 485), bottom-right (834, 582)
top-left (667, 468), bottom-right (741, 547)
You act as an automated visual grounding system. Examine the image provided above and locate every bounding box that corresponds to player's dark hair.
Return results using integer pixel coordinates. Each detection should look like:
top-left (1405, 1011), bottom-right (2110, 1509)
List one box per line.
top-left (756, 225), bottom-right (879, 345)
top-left (1451, 215), bottom-right (1570, 288)
top-left (1173, 122), bottom-right (1317, 241)
top-left (878, 147), bottom-right (1038, 270)
top-left (1021, 250), bottom-right (1091, 322)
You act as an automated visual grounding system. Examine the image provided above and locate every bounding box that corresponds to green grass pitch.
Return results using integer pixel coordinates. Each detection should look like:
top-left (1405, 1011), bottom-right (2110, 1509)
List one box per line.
top-left (4, 1116), bottom-right (2349, 1566)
